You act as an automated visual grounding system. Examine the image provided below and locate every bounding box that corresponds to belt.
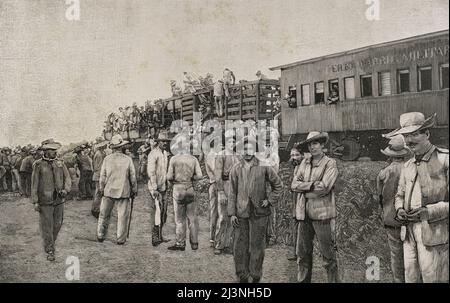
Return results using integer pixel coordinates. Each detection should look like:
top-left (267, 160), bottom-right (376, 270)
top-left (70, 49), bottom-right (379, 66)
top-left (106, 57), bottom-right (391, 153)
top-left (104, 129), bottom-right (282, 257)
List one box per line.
top-left (384, 225), bottom-right (402, 230)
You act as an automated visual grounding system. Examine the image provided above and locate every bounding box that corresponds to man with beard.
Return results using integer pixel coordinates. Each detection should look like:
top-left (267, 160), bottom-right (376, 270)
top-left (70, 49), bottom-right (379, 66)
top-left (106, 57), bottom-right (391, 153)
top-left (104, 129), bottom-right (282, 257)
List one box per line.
top-left (389, 112), bottom-right (448, 283)
top-left (31, 139), bottom-right (71, 261)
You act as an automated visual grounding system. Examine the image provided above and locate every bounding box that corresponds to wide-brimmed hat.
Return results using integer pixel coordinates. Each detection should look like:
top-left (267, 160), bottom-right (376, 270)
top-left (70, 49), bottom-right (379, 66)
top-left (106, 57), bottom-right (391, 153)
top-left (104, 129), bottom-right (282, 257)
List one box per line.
top-left (380, 135), bottom-right (411, 158)
top-left (383, 112), bottom-right (436, 138)
top-left (109, 134), bottom-right (129, 149)
top-left (236, 135), bottom-right (259, 154)
top-left (298, 131), bottom-right (329, 149)
top-left (94, 136), bottom-right (109, 149)
top-left (155, 131), bottom-right (171, 142)
top-left (40, 139), bottom-right (62, 151)
top-left (73, 143), bottom-right (88, 154)
top-left (1, 147), bottom-right (11, 152)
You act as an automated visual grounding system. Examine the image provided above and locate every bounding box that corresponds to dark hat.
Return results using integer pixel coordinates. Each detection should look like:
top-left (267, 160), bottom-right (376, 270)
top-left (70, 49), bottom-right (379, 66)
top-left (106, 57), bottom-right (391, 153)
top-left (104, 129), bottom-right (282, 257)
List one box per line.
top-left (40, 139), bottom-right (62, 151)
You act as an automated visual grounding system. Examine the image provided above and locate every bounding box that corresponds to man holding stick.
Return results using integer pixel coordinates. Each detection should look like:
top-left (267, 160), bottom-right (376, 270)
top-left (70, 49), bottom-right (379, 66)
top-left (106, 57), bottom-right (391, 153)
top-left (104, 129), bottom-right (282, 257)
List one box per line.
top-left (97, 134), bottom-right (137, 245)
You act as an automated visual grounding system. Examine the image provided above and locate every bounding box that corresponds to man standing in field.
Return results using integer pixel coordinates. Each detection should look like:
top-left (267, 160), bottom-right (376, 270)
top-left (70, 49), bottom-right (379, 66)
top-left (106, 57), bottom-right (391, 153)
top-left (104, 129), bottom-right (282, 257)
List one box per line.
top-left (390, 112), bottom-right (448, 283)
top-left (97, 135), bottom-right (138, 245)
top-left (376, 135), bottom-right (411, 282)
top-left (31, 139), bottom-right (71, 261)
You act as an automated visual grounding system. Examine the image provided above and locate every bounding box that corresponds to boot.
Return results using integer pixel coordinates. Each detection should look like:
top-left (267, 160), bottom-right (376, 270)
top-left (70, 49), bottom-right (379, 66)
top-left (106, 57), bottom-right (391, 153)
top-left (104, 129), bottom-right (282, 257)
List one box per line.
top-left (151, 226), bottom-right (161, 246)
top-left (158, 225), bottom-right (169, 243)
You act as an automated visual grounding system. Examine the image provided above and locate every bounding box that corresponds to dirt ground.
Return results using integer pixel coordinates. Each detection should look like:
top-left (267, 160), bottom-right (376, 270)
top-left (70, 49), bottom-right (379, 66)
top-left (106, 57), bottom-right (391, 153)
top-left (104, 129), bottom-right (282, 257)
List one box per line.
top-left (0, 179), bottom-right (392, 283)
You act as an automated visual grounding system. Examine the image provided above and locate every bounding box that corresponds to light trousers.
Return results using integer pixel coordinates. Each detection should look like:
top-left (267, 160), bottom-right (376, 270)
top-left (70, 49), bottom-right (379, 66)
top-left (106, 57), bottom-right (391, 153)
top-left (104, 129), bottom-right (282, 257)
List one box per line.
top-left (97, 197), bottom-right (130, 244)
top-left (404, 222), bottom-right (449, 283)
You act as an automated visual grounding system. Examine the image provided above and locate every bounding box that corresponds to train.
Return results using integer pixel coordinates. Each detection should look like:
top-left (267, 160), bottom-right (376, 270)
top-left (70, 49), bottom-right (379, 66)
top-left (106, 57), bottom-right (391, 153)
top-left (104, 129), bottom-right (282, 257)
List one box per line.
top-left (104, 30), bottom-right (449, 161)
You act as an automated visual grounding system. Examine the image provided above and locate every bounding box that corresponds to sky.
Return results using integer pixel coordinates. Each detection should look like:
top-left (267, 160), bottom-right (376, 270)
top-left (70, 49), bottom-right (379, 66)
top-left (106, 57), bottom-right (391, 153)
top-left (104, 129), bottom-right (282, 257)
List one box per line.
top-left (0, 0), bottom-right (448, 146)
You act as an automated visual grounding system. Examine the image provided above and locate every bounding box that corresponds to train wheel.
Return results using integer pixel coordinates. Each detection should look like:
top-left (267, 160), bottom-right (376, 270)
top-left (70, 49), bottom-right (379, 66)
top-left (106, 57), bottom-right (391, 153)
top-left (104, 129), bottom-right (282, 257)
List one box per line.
top-left (340, 137), bottom-right (361, 161)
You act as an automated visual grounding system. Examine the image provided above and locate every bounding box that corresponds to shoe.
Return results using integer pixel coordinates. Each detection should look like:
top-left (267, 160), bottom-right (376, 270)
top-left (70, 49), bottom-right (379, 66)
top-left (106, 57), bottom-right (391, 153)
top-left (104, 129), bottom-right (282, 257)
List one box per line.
top-left (252, 277), bottom-right (261, 283)
top-left (117, 241), bottom-right (125, 245)
top-left (287, 255), bottom-right (297, 261)
top-left (191, 243), bottom-right (199, 250)
top-left (46, 252), bottom-right (55, 262)
top-left (209, 240), bottom-right (215, 248)
top-left (168, 244), bottom-right (185, 251)
top-left (91, 210), bottom-right (99, 219)
top-left (214, 248), bottom-right (222, 255)
top-left (222, 247), bottom-right (233, 255)
top-left (97, 237), bottom-right (105, 243)
top-left (239, 277), bottom-right (249, 283)
top-left (151, 226), bottom-right (162, 246)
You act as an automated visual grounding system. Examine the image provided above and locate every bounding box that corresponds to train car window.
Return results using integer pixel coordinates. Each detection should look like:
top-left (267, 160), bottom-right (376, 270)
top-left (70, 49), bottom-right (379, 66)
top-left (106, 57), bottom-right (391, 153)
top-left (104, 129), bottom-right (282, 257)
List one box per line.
top-left (397, 69), bottom-right (410, 93)
top-left (418, 66), bottom-right (432, 91)
top-left (378, 71), bottom-right (392, 96)
top-left (301, 84), bottom-right (311, 106)
top-left (327, 79), bottom-right (339, 104)
top-left (314, 82), bottom-right (325, 104)
top-left (288, 86), bottom-right (297, 108)
top-left (360, 74), bottom-right (373, 97)
top-left (440, 63), bottom-right (449, 89)
top-left (344, 77), bottom-right (355, 99)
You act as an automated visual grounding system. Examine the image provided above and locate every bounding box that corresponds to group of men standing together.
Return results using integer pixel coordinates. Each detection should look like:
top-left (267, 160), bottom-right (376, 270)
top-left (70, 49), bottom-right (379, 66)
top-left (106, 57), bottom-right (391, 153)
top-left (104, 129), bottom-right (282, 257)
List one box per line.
top-left (9, 109), bottom-right (448, 283)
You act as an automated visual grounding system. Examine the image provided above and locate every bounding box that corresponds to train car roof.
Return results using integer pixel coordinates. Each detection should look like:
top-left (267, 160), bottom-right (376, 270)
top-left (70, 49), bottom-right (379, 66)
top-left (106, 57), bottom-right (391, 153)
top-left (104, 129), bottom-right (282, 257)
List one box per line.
top-left (269, 29), bottom-right (449, 71)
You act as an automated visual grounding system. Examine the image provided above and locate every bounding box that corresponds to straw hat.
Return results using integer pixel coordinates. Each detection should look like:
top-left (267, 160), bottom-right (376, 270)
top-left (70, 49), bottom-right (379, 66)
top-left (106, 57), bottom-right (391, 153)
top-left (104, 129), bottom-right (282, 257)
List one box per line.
top-left (298, 131), bottom-right (329, 149)
top-left (94, 136), bottom-right (109, 149)
top-left (109, 134), bottom-right (129, 149)
top-left (383, 112), bottom-right (436, 138)
top-left (380, 135), bottom-right (411, 158)
top-left (155, 131), bottom-right (171, 142)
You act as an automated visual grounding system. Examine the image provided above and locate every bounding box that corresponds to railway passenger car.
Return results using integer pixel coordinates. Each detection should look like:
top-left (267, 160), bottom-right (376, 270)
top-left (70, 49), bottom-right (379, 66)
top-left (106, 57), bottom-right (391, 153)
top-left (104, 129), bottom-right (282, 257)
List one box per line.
top-left (270, 30), bottom-right (449, 160)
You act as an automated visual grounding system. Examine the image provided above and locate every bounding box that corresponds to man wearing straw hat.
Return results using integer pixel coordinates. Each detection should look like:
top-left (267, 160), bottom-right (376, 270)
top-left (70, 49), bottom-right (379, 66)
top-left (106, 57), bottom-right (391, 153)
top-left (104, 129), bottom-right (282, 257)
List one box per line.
top-left (389, 112), bottom-right (448, 283)
top-left (91, 137), bottom-right (109, 219)
top-left (228, 136), bottom-right (283, 283)
top-left (147, 131), bottom-right (170, 246)
top-left (97, 134), bottom-right (138, 245)
top-left (31, 139), bottom-right (71, 261)
top-left (291, 131), bottom-right (339, 283)
top-left (375, 135), bottom-right (411, 283)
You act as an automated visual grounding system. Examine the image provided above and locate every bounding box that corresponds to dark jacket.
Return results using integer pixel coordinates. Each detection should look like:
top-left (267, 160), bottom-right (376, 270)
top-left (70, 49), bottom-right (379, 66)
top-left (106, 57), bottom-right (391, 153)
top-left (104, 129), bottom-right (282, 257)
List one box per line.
top-left (31, 159), bottom-right (71, 205)
top-left (228, 157), bottom-right (283, 218)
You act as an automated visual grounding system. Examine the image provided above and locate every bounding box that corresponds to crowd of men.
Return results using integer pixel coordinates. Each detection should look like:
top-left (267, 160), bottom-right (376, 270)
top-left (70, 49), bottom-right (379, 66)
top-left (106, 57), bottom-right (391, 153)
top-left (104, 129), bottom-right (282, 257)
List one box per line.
top-left (1, 110), bottom-right (447, 283)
